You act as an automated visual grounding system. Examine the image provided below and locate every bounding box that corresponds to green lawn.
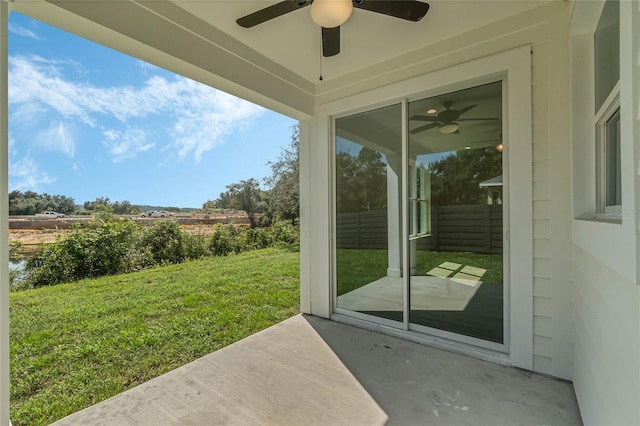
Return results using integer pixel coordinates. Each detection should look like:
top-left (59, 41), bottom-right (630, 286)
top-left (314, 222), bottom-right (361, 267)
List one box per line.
top-left (10, 247), bottom-right (300, 426)
top-left (337, 248), bottom-right (503, 295)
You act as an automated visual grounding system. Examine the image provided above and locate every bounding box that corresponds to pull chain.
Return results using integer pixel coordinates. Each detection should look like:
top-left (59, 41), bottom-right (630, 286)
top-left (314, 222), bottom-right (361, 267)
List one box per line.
top-left (319, 31), bottom-right (323, 81)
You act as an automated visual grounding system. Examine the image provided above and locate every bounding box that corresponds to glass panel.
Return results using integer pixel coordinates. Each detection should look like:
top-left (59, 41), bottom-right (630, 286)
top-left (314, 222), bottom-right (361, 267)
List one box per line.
top-left (594, 0), bottom-right (619, 112)
top-left (605, 108), bottom-right (621, 207)
top-left (335, 104), bottom-right (403, 323)
top-left (408, 81), bottom-right (504, 343)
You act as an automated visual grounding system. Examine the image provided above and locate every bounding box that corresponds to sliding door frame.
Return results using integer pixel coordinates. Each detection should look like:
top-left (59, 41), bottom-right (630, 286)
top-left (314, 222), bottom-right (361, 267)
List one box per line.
top-left (325, 46), bottom-right (532, 368)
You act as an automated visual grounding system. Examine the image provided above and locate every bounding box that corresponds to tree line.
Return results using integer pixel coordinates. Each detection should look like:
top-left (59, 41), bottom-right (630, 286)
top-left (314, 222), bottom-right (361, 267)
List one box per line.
top-left (9, 125), bottom-right (301, 224)
top-left (204, 124), bottom-right (300, 227)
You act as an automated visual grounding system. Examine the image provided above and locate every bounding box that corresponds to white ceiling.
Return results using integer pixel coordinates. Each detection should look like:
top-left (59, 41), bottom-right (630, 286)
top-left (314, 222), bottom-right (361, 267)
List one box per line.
top-left (171, 0), bottom-right (549, 84)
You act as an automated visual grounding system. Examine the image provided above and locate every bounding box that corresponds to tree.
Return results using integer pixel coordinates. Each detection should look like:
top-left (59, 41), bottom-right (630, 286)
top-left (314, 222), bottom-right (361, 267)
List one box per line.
top-left (335, 147), bottom-right (388, 214)
top-left (214, 178), bottom-right (263, 227)
top-left (112, 200), bottom-right (133, 215)
top-left (83, 197), bottom-right (114, 213)
top-left (8, 190), bottom-right (76, 215)
top-left (264, 125), bottom-right (299, 223)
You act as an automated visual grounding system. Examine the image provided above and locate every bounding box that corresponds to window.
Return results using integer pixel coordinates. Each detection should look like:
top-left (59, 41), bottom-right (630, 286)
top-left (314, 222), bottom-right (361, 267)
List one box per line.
top-left (597, 103), bottom-right (621, 216)
top-left (594, 0), bottom-right (620, 217)
top-left (409, 163), bottom-right (430, 239)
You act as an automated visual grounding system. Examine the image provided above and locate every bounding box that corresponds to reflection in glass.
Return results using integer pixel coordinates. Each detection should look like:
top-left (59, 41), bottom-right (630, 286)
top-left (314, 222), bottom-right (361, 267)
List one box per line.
top-left (335, 104), bottom-right (403, 323)
top-left (334, 82), bottom-right (505, 345)
top-left (408, 81), bottom-right (504, 343)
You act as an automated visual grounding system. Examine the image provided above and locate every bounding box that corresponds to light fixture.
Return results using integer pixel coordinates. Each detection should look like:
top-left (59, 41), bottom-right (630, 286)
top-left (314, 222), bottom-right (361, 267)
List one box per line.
top-left (438, 122), bottom-right (459, 134)
top-left (427, 108), bottom-right (437, 114)
top-left (496, 143), bottom-right (504, 152)
top-left (310, 0), bottom-right (353, 28)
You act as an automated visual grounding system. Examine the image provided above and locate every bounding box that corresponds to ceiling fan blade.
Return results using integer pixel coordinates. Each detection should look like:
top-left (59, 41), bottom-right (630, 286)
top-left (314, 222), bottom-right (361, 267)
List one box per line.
top-left (458, 118), bottom-right (500, 121)
top-left (322, 26), bottom-right (340, 57)
top-left (354, 0), bottom-right (430, 22)
top-left (410, 122), bottom-right (439, 134)
top-left (471, 139), bottom-right (500, 144)
top-left (237, 1), bottom-right (311, 28)
top-left (457, 104), bottom-right (477, 115)
top-left (410, 115), bottom-right (439, 122)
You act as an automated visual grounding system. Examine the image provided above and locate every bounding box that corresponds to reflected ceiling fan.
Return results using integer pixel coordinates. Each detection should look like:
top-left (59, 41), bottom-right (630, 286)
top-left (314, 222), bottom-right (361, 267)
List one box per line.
top-left (473, 133), bottom-right (504, 153)
top-left (237, 0), bottom-right (430, 57)
top-left (410, 101), bottom-right (500, 135)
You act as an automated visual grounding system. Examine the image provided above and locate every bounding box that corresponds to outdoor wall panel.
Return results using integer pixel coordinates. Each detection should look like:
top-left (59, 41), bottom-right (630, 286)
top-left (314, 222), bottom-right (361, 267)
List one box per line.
top-left (533, 335), bottom-right (553, 358)
top-left (533, 277), bottom-right (552, 298)
top-left (572, 246), bottom-right (640, 425)
top-left (533, 181), bottom-right (550, 201)
top-left (533, 296), bottom-right (552, 318)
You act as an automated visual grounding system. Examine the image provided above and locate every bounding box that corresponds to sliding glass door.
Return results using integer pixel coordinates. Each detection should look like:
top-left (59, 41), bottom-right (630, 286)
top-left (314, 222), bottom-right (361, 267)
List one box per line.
top-left (407, 82), bottom-right (505, 345)
top-left (334, 81), bottom-right (506, 348)
top-left (334, 104), bottom-right (403, 324)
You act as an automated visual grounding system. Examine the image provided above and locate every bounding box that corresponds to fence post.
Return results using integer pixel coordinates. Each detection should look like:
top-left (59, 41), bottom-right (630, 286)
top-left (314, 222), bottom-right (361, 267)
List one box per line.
top-left (484, 205), bottom-right (492, 254)
top-left (355, 212), bottom-right (361, 249)
top-left (432, 206), bottom-right (439, 251)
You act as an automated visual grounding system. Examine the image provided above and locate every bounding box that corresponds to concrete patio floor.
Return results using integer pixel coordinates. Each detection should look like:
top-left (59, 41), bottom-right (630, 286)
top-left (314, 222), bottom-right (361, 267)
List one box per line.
top-left (52, 314), bottom-right (582, 425)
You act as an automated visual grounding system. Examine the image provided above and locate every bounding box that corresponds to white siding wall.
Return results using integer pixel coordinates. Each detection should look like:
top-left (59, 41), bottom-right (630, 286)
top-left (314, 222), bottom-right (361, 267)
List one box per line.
top-left (569, 1), bottom-right (640, 424)
top-left (572, 247), bottom-right (640, 425)
top-left (531, 14), bottom-right (574, 379)
top-left (304, 1), bottom-right (574, 379)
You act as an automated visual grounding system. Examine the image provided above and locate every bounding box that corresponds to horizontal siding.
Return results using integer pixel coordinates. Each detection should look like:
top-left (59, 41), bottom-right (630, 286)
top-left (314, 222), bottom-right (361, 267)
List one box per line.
top-left (531, 39), bottom-right (555, 378)
top-left (533, 258), bottom-right (551, 279)
top-left (533, 296), bottom-right (552, 318)
top-left (533, 181), bottom-right (549, 201)
top-left (532, 161), bottom-right (548, 182)
top-left (533, 316), bottom-right (552, 338)
top-left (533, 278), bottom-right (552, 298)
top-left (533, 355), bottom-right (553, 376)
top-left (572, 246), bottom-right (640, 425)
top-left (533, 240), bottom-right (550, 258)
top-left (532, 220), bottom-right (550, 239)
top-left (533, 335), bottom-right (552, 358)
top-left (533, 200), bottom-right (550, 220)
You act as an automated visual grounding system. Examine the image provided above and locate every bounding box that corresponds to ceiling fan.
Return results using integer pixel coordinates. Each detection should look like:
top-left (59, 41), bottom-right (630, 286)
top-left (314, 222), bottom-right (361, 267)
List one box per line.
top-left (410, 101), bottom-right (500, 135)
top-left (237, 0), bottom-right (430, 57)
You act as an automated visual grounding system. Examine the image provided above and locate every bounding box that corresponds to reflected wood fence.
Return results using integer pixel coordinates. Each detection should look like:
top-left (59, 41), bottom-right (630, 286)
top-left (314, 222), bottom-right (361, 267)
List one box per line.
top-left (336, 205), bottom-right (503, 254)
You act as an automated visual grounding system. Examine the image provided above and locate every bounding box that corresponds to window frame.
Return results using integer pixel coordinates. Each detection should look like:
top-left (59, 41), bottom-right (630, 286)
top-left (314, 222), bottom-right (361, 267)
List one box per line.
top-left (595, 88), bottom-right (621, 218)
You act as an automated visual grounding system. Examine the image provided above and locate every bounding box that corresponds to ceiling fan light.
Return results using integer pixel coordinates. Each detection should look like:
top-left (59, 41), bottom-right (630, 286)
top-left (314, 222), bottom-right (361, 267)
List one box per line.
top-left (439, 123), bottom-right (459, 134)
top-left (310, 0), bottom-right (353, 28)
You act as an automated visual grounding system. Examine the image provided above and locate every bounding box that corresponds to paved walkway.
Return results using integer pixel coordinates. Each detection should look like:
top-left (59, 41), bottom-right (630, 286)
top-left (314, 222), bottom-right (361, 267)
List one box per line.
top-left (53, 314), bottom-right (582, 425)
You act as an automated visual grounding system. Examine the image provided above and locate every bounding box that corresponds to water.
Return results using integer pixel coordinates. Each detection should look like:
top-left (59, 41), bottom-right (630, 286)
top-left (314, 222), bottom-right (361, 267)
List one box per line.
top-left (9, 259), bottom-right (26, 271)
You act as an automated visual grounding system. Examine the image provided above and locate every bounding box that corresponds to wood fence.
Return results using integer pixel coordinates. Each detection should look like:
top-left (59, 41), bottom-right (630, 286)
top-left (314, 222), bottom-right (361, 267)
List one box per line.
top-left (336, 205), bottom-right (503, 254)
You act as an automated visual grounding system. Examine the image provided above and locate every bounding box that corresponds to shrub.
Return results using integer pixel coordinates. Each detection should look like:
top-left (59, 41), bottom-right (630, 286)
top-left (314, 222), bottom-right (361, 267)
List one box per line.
top-left (9, 241), bottom-right (22, 260)
top-left (209, 224), bottom-right (241, 256)
top-left (183, 233), bottom-right (210, 260)
top-left (25, 219), bottom-right (141, 288)
top-left (244, 228), bottom-right (272, 251)
top-left (269, 221), bottom-right (299, 245)
top-left (139, 220), bottom-right (185, 265)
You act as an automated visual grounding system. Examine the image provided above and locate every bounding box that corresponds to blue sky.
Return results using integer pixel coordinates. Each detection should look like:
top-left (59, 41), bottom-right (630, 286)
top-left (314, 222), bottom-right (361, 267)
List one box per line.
top-left (7, 12), bottom-right (297, 208)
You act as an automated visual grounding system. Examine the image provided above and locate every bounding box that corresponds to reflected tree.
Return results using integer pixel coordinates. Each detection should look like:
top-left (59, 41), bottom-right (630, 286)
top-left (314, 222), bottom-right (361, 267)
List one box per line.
top-left (428, 148), bottom-right (502, 206)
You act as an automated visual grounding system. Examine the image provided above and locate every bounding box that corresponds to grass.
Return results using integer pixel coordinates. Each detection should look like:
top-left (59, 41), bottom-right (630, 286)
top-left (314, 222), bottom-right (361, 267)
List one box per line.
top-left (337, 248), bottom-right (503, 295)
top-left (10, 247), bottom-right (300, 426)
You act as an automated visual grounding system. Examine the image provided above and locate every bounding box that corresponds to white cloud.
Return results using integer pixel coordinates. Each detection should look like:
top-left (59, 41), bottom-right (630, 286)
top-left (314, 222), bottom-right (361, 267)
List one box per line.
top-left (102, 127), bottom-right (155, 163)
top-left (8, 23), bottom-right (43, 41)
top-left (9, 156), bottom-right (56, 191)
top-left (36, 121), bottom-right (76, 157)
top-left (9, 55), bottom-right (266, 162)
